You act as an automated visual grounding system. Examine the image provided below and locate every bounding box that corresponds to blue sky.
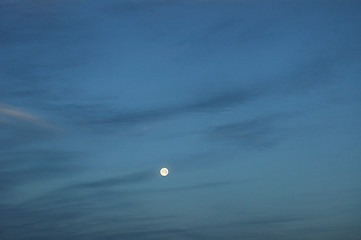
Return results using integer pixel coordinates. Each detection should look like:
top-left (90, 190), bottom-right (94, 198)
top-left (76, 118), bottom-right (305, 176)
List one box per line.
top-left (1, 0), bottom-right (361, 239)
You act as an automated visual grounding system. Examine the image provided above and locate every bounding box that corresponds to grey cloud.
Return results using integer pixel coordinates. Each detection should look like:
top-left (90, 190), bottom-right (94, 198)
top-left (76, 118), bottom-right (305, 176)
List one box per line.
top-left (27, 173), bottom-right (240, 212)
top-left (0, 150), bottom-right (82, 192)
top-left (75, 87), bottom-right (259, 130)
top-left (94, 180), bottom-right (243, 196)
top-left (72, 170), bottom-right (156, 189)
top-left (206, 114), bottom-right (290, 150)
top-left (16, 87), bottom-right (259, 134)
top-left (0, 202), bottom-right (313, 240)
top-left (162, 180), bottom-right (239, 192)
top-left (136, 180), bottom-right (242, 195)
top-left (42, 179), bottom-right (244, 234)
top-left (177, 88), bottom-right (259, 113)
top-left (0, 182), bottom-right (191, 240)
top-left (6, 169), bottom-right (157, 219)
top-left (0, 127), bottom-right (56, 150)
top-left (272, 47), bottom-right (361, 96)
top-left (292, 224), bottom-right (361, 236)
top-left (238, 216), bottom-right (304, 226)
top-left (191, 215), bottom-right (308, 240)
top-left (1, 193), bottom-right (139, 239)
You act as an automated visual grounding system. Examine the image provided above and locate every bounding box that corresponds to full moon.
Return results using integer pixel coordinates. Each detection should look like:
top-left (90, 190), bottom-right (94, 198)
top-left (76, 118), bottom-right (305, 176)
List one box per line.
top-left (160, 167), bottom-right (169, 177)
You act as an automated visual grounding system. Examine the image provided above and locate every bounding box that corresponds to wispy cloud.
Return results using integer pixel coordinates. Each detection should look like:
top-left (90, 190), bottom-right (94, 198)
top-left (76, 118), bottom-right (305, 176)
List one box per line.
top-left (0, 103), bottom-right (57, 129)
top-left (0, 104), bottom-right (73, 198)
top-left (65, 87), bottom-right (259, 131)
top-left (206, 114), bottom-right (291, 150)
top-left (0, 103), bottom-right (60, 150)
top-left (237, 216), bottom-right (304, 226)
top-left (139, 180), bottom-right (241, 194)
top-left (71, 170), bottom-right (156, 189)
top-left (0, 150), bottom-right (82, 194)
top-left (0, 175), bottom-right (237, 240)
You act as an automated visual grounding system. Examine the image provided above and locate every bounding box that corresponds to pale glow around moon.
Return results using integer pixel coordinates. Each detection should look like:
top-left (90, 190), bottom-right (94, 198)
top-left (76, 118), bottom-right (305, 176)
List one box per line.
top-left (160, 167), bottom-right (169, 176)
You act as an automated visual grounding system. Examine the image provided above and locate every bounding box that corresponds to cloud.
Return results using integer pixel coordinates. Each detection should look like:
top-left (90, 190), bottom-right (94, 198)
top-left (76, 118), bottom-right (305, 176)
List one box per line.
top-left (0, 104), bottom-right (78, 200)
top-left (238, 216), bottom-right (304, 226)
top-left (7, 169), bottom-right (158, 215)
top-left (83, 180), bottom-right (243, 196)
top-left (0, 103), bottom-right (60, 150)
top-left (0, 103), bottom-right (56, 128)
top-left (137, 180), bottom-right (242, 195)
top-left (206, 114), bottom-right (290, 150)
top-left (71, 169), bottom-right (156, 189)
top-left (0, 149), bottom-right (82, 194)
top-left (68, 87), bottom-right (259, 131)
top-left (190, 215), bottom-right (307, 240)
top-left (0, 177), bottom-right (194, 240)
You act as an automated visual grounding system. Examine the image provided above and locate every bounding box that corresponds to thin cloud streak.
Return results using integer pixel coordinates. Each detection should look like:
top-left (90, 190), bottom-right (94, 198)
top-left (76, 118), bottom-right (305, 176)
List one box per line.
top-left (78, 88), bottom-right (260, 129)
top-left (206, 113), bottom-right (293, 150)
top-left (0, 103), bottom-right (61, 150)
top-left (71, 170), bottom-right (156, 189)
top-left (0, 103), bottom-right (58, 130)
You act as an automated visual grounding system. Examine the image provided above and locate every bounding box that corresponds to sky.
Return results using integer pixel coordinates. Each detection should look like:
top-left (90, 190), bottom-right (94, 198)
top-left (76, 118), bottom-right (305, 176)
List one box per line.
top-left (1, 0), bottom-right (361, 239)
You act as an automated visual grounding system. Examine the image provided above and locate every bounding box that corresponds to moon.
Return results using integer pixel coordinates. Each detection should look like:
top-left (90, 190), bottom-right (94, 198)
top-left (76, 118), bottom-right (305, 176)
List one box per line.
top-left (160, 167), bottom-right (169, 177)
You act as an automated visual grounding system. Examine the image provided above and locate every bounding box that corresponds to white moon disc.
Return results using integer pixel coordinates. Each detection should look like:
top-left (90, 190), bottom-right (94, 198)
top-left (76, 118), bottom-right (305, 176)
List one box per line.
top-left (160, 167), bottom-right (169, 176)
